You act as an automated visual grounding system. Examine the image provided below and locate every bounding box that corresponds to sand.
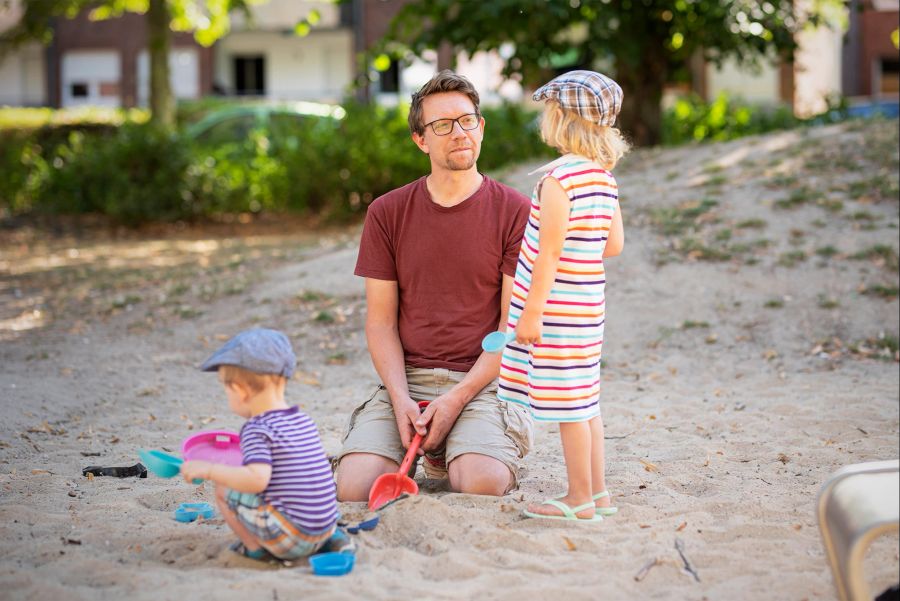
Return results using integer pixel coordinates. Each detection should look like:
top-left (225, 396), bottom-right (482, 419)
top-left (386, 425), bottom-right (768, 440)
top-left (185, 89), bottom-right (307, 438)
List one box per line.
top-left (1, 119), bottom-right (898, 600)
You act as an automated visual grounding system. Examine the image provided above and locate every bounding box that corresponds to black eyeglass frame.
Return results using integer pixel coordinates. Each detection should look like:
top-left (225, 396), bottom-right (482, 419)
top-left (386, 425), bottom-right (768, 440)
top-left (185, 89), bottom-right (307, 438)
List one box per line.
top-left (421, 112), bottom-right (481, 136)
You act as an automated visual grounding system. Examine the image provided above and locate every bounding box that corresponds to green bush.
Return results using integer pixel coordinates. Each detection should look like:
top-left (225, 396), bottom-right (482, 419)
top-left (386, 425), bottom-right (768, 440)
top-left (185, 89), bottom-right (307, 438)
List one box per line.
top-left (662, 93), bottom-right (801, 146)
top-left (0, 100), bottom-right (547, 224)
top-left (31, 123), bottom-right (215, 224)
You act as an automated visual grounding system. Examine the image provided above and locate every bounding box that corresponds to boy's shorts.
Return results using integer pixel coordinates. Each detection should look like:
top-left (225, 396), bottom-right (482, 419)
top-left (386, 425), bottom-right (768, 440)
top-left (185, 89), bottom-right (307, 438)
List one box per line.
top-left (338, 367), bottom-right (533, 493)
top-left (225, 491), bottom-right (334, 560)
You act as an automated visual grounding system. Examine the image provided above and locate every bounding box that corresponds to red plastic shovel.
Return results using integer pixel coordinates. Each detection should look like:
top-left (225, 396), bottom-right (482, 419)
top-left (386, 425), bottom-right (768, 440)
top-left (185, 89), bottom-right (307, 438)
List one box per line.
top-left (367, 401), bottom-right (429, 511)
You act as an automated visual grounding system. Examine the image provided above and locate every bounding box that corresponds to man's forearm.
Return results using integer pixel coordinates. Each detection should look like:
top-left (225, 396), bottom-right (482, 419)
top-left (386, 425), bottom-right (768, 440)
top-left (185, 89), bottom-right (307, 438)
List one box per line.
top-left (366, 323), bottom-right (410, 403)
top-left (444, 350), bottom-right (502, 408)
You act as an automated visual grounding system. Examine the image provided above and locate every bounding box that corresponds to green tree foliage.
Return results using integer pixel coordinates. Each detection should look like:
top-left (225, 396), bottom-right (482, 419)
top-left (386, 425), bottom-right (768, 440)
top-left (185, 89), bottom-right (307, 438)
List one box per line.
top-left (386, 0), bottom-right (845, 146)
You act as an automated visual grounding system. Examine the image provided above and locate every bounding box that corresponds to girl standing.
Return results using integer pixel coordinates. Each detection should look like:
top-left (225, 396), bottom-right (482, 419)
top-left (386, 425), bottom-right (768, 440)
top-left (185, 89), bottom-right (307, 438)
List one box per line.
top-left (498, 71), bottom-right (629, 521)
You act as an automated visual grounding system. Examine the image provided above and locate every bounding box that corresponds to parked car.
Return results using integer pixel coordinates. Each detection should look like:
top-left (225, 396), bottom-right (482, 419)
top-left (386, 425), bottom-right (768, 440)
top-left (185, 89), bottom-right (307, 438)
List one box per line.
top-left (184, 101), bottom-right (345, 147)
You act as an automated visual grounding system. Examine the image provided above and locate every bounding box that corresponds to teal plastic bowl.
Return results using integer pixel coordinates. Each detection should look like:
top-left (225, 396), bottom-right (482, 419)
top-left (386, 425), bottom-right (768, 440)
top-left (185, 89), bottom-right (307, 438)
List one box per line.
top-left (138, 449), bottom-right (183, 479)
top-left (309, 552), bottom-right (355, 576)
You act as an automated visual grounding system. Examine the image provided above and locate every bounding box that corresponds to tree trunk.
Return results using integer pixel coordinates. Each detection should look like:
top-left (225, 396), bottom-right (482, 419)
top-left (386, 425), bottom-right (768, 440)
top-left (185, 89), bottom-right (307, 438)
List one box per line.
top-left (615, 50), bottom-right (668, 147)
top-left (148, 0), bottom-right (174, 128)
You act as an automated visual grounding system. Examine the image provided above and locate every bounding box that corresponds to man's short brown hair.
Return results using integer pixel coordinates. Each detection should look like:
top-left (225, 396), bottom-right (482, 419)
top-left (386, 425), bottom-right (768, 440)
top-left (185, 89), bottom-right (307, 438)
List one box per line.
top-left (408, 69), bottom-right (481, 136)
top-left (219, 365), bottom-right (284, 394)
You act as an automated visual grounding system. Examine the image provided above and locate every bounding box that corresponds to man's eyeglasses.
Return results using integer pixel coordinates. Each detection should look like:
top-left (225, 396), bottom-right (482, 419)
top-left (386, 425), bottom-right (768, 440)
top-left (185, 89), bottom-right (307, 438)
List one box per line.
top-left (422, 113), bottom-right (480, 136)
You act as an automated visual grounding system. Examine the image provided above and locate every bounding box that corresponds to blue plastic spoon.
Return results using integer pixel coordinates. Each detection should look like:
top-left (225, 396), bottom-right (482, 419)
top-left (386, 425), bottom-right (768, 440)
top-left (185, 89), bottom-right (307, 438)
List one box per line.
top-left (481, 331), bottom-right (515, 353)
top-left (138, 449), bottom-right (203, 484)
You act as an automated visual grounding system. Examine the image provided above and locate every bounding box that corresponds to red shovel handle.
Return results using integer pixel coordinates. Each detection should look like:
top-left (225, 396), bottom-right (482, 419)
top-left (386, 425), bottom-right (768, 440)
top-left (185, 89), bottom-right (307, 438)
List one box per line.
top-left (398, 432), bottom-right (423, 476)
top-left (396, 401), bottom-right (429, 475)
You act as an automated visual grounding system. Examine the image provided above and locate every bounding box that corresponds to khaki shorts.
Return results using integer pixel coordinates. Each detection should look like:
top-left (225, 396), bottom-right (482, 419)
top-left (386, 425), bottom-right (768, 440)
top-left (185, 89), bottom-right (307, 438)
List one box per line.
top-left (338, 367), bottom-right (533, 491)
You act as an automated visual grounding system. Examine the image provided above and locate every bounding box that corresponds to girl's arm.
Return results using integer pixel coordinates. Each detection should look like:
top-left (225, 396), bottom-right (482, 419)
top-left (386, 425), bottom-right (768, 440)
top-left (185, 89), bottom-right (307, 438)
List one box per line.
top-left (603, 201), bottom-right (624, 257)
top-left (181, 460), bottom-right (272, 494)
top-left (516, 177), bottom-right (570, 345)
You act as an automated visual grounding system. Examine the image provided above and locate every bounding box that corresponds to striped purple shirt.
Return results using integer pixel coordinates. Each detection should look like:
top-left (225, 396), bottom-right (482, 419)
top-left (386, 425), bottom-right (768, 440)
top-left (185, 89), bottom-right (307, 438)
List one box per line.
top-left (240, 406), bottom-right (337, 534)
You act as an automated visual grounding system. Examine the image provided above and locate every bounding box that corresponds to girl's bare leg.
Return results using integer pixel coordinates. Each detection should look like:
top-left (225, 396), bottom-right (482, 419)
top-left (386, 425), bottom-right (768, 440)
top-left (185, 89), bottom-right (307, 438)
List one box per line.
top-left (588, 415), bottom-right (611, 509)
top-left (526, 421), bottom-right (594, 518)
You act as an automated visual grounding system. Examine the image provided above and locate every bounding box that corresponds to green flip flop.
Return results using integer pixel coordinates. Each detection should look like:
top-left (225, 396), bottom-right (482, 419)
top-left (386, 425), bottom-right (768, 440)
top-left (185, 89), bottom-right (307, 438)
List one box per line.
top-left (552, 490), bottom-right (619, 516)
top-left (522, 498), bottom-right (604, 522)
top-left (593, 490), bottom-right (618, 516)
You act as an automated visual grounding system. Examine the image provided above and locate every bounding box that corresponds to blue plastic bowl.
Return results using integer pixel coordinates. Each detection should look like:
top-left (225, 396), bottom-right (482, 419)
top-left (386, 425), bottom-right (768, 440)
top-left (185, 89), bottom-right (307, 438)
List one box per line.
top-left (174, 502), bottom-right (215, 522)
top-left (309, 552), bottom-right (355, 576)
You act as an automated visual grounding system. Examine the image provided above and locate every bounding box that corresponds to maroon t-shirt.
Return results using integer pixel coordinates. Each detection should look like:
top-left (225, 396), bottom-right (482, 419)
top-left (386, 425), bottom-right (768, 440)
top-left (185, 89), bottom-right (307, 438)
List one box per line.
top-left (355, 175), bottom-right (530, 371)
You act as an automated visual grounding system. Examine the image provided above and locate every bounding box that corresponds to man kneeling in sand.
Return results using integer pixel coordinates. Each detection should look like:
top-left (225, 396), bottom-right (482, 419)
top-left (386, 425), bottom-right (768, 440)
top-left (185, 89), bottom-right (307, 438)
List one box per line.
top-left (335, 70), bottom-right (533, 500)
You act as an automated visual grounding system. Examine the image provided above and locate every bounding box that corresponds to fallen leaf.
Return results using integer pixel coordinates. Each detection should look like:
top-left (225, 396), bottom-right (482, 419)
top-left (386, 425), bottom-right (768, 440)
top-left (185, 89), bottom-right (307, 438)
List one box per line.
top-left (703, 455), bottom-right (710, 467)
top-left (648, 414), bottom-right (656, 420)
top-left (639, 524), bottom-right (652, 529)
top-left (777, 453), bottom-right (790, 464)
top-left (639, 458), bottom-right (659, 473)
top-left (562, 536), bottom-right (577, 551)
top-left (31, 469), bottom-right (51, 475)
top-left (793, 524), bottom-right (803, 531)
top-left (763, 349), bottom-right (778, 361)
top-left (676, 521), bottom-right (687, 532)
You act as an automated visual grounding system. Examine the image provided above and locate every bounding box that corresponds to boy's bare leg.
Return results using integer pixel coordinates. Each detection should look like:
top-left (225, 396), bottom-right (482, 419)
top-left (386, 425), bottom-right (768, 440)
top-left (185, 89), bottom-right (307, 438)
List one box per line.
top-left (448, 453), bottom-right (511, 496)
top-left (214, 485), bottom-right (262, 551)
top-left (335, 453), bottom-right (399, 502)
top-left (588, 415), bottom-right (612, 509)
top-left (526, 421), bottom-right (594, 518)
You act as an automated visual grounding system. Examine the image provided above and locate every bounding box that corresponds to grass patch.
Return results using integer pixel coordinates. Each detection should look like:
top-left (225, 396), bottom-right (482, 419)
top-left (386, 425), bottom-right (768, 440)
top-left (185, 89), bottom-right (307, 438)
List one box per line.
top-left (817, 294), bottom-right (840, 309)
top-left (649, 198), bottom-right (719, 236)
top-left (850, 334), bottom-right (899, 361)
top-left (778, 250), bottom-right (808, 267)
top-left (815, 246), bottom-right (839, 258)
top-left (861, 284), bottom-right (900, 299)
top-left (849, 245), bottom-right (899, 270)
top-left (313, 310), bottom-right (335, 324)
top-left (736, 218), bottom-right (767, 229)
top-left (774, 187), bottom-right (816, 210)
top-left (681, 320), bottom-right (710, 329)
top-left (764, 299), bottom-right (784, 309)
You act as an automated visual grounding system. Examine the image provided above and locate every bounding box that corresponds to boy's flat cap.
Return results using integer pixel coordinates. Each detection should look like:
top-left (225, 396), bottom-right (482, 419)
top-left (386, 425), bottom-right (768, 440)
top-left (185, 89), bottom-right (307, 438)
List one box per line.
top-left (200, 328), bottom-right (296, 378)
top-left (533, 70), bottom-right (623, 126)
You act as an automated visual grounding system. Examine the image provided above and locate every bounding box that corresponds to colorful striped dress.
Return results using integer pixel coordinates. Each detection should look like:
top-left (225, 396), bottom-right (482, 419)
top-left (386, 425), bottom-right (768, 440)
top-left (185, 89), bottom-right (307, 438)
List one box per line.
top-left (497, 154), bottom-right (618, 422)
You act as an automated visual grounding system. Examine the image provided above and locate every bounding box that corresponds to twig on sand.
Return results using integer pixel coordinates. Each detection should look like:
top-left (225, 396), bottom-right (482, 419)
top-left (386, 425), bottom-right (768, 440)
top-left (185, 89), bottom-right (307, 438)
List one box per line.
top-left (604, 432), bottom-right (633, 440)
top-left (675, 538), bottom-right (701, 582)
top-left (634, 557), bottom-right (663, 582)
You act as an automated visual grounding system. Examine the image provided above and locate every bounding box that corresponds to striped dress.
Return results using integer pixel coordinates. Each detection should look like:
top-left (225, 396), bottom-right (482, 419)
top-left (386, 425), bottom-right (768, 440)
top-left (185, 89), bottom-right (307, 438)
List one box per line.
top-left (497, 154), bottom-right (617, 422)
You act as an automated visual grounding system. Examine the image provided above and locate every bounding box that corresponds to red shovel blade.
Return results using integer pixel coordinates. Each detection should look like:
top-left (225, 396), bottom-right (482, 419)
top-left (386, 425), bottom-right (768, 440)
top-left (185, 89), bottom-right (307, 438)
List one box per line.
top-left (368, 432), bottom-right (423, 510)
top-left (367, 472), bottom-right (419, 511)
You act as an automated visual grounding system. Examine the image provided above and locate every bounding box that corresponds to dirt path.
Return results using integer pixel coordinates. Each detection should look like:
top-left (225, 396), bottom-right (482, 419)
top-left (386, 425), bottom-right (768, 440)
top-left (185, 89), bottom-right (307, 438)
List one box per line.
top-left (1, 119), bottom-right (898, 600)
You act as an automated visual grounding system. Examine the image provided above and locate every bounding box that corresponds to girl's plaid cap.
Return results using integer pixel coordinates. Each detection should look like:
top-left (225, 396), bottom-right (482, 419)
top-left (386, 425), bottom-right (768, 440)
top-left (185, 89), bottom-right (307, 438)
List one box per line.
top-left (200, 328), bottom-right (296, 378)
top-left (533, 70), bottom-right (623, 126)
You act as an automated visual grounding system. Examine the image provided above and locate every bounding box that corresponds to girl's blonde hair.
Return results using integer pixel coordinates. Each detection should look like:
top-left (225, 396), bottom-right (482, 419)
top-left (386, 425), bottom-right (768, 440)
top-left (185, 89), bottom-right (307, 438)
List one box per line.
top-left (219, 365), bottom-right (283, 394)
top-left (540, 100), bottom-right (630, 170)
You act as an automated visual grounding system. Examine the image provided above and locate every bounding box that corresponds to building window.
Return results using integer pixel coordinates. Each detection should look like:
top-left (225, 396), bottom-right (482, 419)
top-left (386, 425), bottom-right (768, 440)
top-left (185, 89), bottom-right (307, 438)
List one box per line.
top-left (234, 56), bottom-right (265, 96)
top-left (71, 82), bottom-right (89, 97)
top-left (880, 58), bottom-right (899, 94)
top-left (379, 59), bottom-right (400, 93)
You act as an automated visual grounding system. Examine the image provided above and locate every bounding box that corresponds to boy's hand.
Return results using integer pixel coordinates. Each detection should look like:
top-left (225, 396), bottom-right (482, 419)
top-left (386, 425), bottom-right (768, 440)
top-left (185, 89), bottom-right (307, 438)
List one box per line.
top-left (515, 311), bottom-right (542, 345)
top-left (180, 459), bottom-right (212, 484)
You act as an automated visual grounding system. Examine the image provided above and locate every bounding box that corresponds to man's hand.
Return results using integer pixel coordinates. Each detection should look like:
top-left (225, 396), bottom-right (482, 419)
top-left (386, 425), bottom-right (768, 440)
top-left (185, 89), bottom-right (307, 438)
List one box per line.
top-left (393, 395), bottom-right (427, 451)
top-left (415, 391), bottom-right (466, 454)
top-left (180, 459), bottom-right (212, 484)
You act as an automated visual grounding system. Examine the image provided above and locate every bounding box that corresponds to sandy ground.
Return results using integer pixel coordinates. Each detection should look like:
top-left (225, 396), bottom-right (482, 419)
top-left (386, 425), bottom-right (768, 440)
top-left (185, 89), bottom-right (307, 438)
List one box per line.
top-left (1, 119), bottom-right (898, 601)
